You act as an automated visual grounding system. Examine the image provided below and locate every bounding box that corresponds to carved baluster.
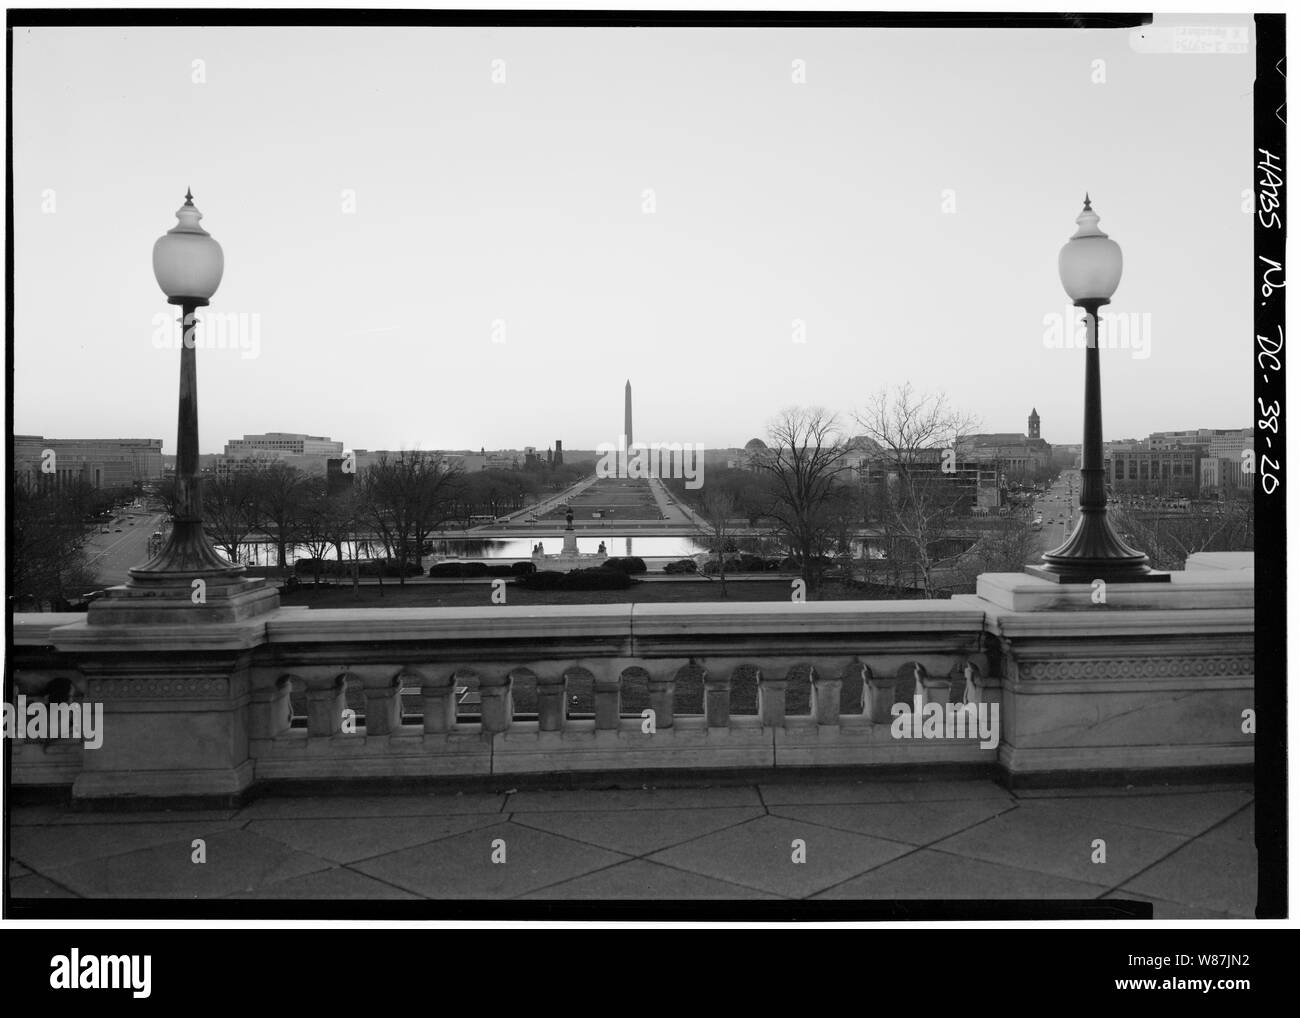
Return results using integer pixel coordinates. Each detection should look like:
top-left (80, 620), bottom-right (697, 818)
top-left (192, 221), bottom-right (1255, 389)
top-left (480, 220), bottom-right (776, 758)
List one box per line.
top-left (812, 663), bottom-right (848, 726)
top-left (422, 671), bottom-right (457, 733)
top-left (362, 677), bottom-right (402, 735)
top-left (527, 669), bottom-right (563, 731)
top-left (594, 671), bottom-right (622, 730)
top-left (702, 665), bottom-right (729, 728)
top-left (863, 667), bottom-right (895, 724)
top-left (647, 670), bottom-right (676, 729)
top-left (922, 667), bottom-right (952, 707)
top-left (958, 661), bottom-right (994, 704)
top-left (307, 675), bottom-right (347, 737)
top-left (478, 671), bottom-right (514, 733)
top-left (757, 667), bottom-right (786, 727)
top-left (268, 676), bottom-right (294, 737)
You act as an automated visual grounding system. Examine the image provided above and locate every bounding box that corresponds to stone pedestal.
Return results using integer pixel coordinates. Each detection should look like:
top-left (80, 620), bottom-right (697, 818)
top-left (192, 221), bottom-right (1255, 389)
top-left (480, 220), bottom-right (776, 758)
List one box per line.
top-left (532, 531), bottom-right (608, 571)
top-left (50, 617), bottom-right (273, 804)
top-left (86, 575), bottom-right (279, 625)
top-left (959, 560), bottom-right (1254, 785)
top-left (47, 577), bottom-right (281, 805)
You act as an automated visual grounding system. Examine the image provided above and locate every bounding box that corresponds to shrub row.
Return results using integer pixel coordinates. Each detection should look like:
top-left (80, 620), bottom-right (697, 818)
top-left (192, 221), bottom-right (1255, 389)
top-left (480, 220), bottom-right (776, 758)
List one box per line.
top-left (700, 554), bottom-right (785, 574)
top-left (515, 567), bottom-right (637, 591)
top-left (601, 556), bottom-right (647, 574)
top-left (428, 560), bottom-right (535, 578)
top-left (663, 558), bottom-right (698, 574)
top-left (294, 558), bottom-right (424, 578)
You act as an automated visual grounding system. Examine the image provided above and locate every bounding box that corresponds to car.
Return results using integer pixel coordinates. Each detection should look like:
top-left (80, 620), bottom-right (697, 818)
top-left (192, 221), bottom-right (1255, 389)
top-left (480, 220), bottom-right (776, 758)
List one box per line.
top-left (100, 527), bottom-right (111, 534)
top-left (115, 528), bottom-right (122, 532)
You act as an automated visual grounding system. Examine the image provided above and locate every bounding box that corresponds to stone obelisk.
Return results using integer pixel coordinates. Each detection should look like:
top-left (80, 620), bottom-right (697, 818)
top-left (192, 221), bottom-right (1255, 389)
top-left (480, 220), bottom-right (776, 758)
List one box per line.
top-left (624, 379), bottom-right (633, 449)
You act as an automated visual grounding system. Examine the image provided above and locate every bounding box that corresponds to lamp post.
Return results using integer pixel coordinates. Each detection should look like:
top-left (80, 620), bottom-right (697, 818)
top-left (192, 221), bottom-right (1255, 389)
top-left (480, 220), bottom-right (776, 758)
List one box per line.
top-left (128, 190), bottom-right (244, 585)
top-left (1028, 196), bottom-right (1168, 583)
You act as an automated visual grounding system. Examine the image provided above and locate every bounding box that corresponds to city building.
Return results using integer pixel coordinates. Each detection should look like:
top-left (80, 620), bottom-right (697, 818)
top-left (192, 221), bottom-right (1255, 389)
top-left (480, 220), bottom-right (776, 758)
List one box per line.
top-left (1200, 456), bottom-right (1251, 493)
top-left (1204, 428), bottom-right (1254, 460)
top-left (1113, 428), bottom-right (1253, 494)
top-left (223, 432), bottom-right (343, 457)
top-left (212, 452), bottom-right (333, 479)
top-left (12, 435), bottom-right (163, 489)
top-left (1105, 444), bottom-right (1204, 494)
top-left (956, 410), bottom-right (1053, 478)
top-left (857, 451), bottom-right (1002, 517)
top-left (1148, 427), bottom-right (1251, 457)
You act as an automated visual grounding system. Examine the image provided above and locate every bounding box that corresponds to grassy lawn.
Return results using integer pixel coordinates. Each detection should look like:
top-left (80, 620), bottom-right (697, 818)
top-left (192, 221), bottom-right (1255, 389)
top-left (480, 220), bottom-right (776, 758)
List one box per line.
top-left (534, 476), bottom-right (664, 521)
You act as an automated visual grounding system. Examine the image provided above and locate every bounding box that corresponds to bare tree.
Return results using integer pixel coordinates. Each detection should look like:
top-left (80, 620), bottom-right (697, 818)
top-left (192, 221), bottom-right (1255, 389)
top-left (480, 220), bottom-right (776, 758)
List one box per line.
top-left (751, 406), bottom-right (851, 594)
top-left (359, 450), bottom-right (463, 585)
top-left (10, 474), bottom-right (100, 610)
top-left (951, 515), bottom-right (1040, 593)
top-left (855, 384), bottom-right (979, 598)
top-left (1111, 503), bottom-right (1253, 571)
top-left (296, 475), bottom-right (337, 585)
top-left (249, 461), bottom-right (311, 570)
top-left (202, 470), bottom-right (262, 565)
top-left (692, 488), bottom-right (741, 597)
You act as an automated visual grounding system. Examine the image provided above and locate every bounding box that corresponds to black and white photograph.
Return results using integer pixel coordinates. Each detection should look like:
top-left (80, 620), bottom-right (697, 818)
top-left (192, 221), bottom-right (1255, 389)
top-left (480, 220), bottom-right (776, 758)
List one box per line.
top-left (3, 5), bottom-right (1286, 939)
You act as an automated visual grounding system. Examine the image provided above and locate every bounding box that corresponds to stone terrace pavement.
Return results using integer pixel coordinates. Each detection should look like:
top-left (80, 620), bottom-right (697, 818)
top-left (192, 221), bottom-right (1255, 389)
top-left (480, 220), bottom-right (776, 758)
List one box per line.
top-left (8, 778), bottom-right (1255, 917)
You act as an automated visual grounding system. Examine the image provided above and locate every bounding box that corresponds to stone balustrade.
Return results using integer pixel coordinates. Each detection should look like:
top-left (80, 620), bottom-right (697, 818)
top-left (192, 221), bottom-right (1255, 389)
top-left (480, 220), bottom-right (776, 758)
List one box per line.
top-left (9, 558), bottom-right (1255, 804)
top-left (244, 601), bottom-right (993, 783)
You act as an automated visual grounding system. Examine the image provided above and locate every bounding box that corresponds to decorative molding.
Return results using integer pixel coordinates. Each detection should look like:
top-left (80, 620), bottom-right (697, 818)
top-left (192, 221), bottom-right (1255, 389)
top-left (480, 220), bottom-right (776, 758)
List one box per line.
top-left (1017, 656), bottom-right (1253, 682)
top-left (90, 677), bottom-right (231, 698)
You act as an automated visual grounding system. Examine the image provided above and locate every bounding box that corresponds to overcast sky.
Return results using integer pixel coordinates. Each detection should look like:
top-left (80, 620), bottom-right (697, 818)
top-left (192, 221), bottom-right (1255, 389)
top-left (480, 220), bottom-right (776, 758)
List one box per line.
top-left (12, 16), bottom-right (1255, 453)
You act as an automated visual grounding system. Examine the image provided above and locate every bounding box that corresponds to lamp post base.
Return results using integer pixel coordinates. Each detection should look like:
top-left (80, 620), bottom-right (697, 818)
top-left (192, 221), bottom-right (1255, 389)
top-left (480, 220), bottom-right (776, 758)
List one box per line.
top-left (1026, 507), bottom-right (1171, 584)
top-left (127, 518), bottom-right (245, 581)
top-left (86, 575), bottom-right (281, 625)
top-left (1025, 562), bottom-right (1170, 584)
top-left (84, 518), bottom-right (282, 625)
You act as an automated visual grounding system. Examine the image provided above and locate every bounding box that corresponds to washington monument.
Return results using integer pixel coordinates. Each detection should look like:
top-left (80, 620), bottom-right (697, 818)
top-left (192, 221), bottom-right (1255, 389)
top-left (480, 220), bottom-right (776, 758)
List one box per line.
top-left (624, 379), bottom-right (633, 448)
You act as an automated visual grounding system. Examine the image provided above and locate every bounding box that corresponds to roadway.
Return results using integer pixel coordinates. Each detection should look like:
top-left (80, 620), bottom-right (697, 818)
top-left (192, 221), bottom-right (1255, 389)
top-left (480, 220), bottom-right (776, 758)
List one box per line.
top-left (81, 509), bottom-right (168, 588)
top-left (1030, 469), bottom-right (1080, 556)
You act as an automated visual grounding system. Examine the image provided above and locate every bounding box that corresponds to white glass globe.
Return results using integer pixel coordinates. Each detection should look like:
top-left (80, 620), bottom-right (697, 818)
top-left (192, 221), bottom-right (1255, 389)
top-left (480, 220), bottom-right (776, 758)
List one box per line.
top-left (152, 191), bottom-right (224, 305)
top-left (1059, 197), bottom-right (1122, 304)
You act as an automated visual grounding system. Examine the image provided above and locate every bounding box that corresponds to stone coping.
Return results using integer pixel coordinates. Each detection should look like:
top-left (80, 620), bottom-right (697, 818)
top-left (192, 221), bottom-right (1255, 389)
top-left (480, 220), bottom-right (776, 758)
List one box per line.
top-left (12, 613), bottom-right (86, 645)
top-left (1185, 552), bottom-right (1255, 571)
top-left (977, 570), bottom-right (1253, 612)
top-left (15, 562), bottom-right (1253, 654)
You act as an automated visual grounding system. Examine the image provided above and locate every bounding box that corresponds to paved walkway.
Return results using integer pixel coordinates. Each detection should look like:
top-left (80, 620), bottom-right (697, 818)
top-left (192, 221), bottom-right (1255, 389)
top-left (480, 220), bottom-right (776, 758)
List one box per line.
top-left (8, 778), bottom-right (1255, 915)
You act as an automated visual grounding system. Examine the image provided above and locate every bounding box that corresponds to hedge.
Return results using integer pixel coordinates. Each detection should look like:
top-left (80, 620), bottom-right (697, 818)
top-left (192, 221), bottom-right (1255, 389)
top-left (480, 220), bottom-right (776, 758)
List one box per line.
top-left (428, 560), bottom-right (536, 578)
top-left (602, 556), bottom-right (647, 574)
top-left (296, 558), bottom-right (423, 578)
top-left (515, 567), bottom-right (636, 591)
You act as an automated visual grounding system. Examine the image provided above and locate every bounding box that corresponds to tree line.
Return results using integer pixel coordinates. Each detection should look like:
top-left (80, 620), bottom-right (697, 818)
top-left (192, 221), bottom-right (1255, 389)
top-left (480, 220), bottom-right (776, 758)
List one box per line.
top-left (9, 453), bottom-right (591, 607)
top-left (195, 454), bottom-right (589, 581)
top-left (665, 385), bottom-right (1043, 599)
top-left (9, 475), bottom-right (126, 610)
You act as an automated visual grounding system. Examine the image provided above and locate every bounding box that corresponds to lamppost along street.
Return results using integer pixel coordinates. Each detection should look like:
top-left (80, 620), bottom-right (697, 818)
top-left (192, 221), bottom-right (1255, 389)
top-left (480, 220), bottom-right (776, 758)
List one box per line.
top-left (128, 189), bottom-right (244, 585)
top-left (1027, 196), bottom-right (1168, 583)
